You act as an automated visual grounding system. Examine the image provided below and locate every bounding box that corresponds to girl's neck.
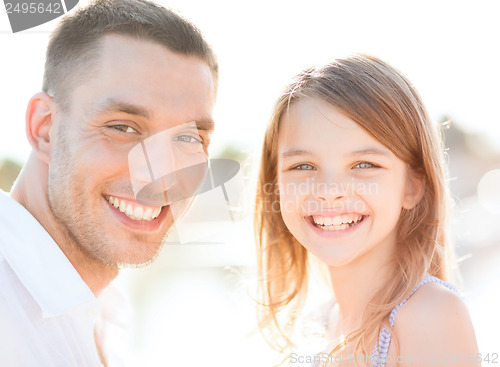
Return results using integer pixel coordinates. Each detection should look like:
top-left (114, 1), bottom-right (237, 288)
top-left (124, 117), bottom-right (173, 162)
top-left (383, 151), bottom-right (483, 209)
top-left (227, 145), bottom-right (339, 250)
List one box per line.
top-left (328, 238), bottom-right (396, 336)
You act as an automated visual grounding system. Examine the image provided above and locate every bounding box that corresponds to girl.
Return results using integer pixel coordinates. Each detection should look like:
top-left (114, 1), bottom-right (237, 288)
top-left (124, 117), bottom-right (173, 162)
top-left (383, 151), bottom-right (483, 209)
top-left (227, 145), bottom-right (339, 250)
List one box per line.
top-left (255, 54), bottom-right (479, 366)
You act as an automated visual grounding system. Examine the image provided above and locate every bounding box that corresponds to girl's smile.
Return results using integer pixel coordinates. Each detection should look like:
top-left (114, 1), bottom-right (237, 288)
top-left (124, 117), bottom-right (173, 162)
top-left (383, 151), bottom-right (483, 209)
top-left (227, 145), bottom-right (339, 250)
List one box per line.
top-left (306, 211), bottom-right (368, 237)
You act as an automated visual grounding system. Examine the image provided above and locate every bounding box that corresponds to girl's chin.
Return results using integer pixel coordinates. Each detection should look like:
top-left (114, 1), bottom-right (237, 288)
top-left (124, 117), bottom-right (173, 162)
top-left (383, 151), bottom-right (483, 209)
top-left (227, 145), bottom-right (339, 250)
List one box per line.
top-left (308, 250), bottom-right (356, 268)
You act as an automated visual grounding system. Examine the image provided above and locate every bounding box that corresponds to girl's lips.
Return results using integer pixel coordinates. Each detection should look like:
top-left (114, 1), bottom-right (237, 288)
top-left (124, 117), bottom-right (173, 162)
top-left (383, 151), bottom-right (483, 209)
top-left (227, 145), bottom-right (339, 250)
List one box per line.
top-left (103, 196), bottom-right (170, 232)
top-left (309, 212), bottom-right (364, 226)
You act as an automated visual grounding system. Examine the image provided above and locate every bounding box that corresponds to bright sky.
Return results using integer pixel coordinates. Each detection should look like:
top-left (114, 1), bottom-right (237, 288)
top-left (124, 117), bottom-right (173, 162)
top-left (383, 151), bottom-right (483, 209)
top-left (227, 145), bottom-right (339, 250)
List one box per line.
top-left (1, 0), bottom-right (499, 164)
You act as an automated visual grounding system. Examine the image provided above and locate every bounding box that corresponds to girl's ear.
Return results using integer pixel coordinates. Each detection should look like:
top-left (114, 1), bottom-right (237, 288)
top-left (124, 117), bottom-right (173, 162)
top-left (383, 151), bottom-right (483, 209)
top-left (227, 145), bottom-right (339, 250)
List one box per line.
top-left (403, 172), bottom-right (425, 210)
top-left (25, 92), bottom-right (55, 165)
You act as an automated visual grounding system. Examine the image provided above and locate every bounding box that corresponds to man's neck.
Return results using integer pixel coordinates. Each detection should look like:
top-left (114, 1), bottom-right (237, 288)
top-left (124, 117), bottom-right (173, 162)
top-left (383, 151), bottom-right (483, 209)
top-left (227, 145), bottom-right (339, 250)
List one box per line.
top-left (10, 154), bottom-right (118, 296)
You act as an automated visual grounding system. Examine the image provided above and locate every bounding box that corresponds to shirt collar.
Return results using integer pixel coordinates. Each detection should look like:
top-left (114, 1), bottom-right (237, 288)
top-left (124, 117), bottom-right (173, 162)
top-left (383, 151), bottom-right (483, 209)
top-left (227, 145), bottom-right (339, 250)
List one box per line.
top-left (0, 190), bottom-right (96, 317)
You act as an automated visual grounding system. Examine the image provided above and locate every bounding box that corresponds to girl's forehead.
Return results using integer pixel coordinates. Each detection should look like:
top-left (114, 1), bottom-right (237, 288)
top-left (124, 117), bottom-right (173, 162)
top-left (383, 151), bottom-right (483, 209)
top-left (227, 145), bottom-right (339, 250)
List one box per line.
top-left (278, 97), bottom-right (387, 153)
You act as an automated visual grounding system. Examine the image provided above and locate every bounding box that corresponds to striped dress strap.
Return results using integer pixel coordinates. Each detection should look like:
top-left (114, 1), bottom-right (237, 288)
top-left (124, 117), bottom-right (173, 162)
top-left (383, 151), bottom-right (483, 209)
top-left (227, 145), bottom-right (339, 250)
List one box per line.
top-left (370, 276), bottom-right (459, 367)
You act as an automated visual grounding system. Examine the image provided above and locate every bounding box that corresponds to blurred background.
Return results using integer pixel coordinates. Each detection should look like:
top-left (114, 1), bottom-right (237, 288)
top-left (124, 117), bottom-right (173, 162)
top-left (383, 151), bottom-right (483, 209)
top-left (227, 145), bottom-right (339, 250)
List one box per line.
top-left (1, 0), bottom-right (499, 365)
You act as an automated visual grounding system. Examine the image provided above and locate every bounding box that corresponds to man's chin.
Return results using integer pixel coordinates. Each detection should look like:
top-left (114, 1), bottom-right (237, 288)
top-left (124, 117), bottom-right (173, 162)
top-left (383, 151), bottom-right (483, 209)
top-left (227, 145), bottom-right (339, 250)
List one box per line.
top-left (91, 203), bottom-right (180, 267)
top-left (96, 236), bottom-right (167, 269)
top-left (116, 259), bottom-right (156, 269)
top-left (109, 250), bottom-right (163, 269)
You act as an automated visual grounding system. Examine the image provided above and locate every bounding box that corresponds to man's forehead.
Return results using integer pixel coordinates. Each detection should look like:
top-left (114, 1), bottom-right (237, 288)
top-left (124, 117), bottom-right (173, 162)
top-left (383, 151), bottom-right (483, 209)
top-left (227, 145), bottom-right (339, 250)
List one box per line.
top-left (96, 33), bottom-right (217, 89)
top-left (96, 34), bottom-right (213, 73)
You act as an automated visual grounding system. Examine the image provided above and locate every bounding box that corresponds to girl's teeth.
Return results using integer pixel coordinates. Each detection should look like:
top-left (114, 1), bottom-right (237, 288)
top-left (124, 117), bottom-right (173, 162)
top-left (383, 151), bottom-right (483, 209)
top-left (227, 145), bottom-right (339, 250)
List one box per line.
top-left (311, 214), bottom-right (363, 231)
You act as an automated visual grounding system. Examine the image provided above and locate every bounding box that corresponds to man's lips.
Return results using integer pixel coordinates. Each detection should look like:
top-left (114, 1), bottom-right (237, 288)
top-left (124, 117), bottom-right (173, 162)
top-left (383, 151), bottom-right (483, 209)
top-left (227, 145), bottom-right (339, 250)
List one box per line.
top-left (104, 194), bottom-right (162, 221)
top-left (103, 194), bottom-right (171, 232)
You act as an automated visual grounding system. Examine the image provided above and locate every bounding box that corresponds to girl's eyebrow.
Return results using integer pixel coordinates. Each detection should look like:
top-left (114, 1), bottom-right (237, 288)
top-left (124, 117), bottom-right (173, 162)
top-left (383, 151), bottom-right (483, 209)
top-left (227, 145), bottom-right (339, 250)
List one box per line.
top-left (280, 149), bottom-right (313, 158)
top-left (281, 147), bottom-right (391, 158)
top-left (350, 147), bottom-right (392, 157)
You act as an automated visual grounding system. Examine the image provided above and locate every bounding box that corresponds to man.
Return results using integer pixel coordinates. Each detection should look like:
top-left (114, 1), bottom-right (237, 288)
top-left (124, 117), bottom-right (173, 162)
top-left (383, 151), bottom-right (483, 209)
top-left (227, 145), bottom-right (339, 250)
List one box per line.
top-left (0, 0), bottom-right (218, 365)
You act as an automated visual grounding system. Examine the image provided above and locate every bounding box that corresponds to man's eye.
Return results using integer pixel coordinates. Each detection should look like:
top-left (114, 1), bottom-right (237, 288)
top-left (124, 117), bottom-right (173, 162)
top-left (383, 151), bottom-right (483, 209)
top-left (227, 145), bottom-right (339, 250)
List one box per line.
top-left (173, 135), bottom-right (202, 144)
top-left (354, 162), bottom-right (378, 169)
top-left (291, 163), bottom-right (316, 170)
top-left (112, 125), bottom-right (138, 134)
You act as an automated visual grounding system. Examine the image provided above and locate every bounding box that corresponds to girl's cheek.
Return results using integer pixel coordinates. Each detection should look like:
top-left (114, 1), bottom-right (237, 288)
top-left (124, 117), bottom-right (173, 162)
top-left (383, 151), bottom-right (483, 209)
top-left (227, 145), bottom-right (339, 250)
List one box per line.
top-left (278, 176), bottom-right (315, 199)
top-left (279, 195), bottom-right (302, 220)
top-left (346, 176), bottom-right (378, 199)
top-left (358, 176), bottom-right (402, 207)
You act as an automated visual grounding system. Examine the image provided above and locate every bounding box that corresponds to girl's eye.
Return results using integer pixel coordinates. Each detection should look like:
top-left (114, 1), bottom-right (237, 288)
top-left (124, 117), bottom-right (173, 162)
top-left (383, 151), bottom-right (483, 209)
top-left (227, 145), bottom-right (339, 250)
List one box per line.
top-left (354, 162), bottom-right (377, 169)
top-left (112, 125), bottom-right (138, 134)
top-left (291, 163), bottom-right (316, 171)
top-left (173, 135), bottom-right (202, 144)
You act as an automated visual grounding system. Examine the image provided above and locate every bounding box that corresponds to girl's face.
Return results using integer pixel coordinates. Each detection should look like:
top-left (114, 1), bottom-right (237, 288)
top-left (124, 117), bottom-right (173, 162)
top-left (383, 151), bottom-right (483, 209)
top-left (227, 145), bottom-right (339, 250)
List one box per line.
top-left (277, 97), bottom-right (422, 268)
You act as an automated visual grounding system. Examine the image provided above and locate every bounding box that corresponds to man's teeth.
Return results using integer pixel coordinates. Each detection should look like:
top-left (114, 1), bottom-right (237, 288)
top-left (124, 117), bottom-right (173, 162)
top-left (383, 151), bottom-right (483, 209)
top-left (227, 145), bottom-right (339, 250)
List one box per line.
top-left (105, 195), bottom-right (162, 221)
top-left (311, 214), bottom-right (363, 230)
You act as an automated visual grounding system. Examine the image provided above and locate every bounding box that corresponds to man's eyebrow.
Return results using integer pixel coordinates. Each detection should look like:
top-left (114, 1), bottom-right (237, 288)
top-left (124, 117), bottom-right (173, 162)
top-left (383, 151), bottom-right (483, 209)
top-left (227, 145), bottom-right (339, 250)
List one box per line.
top-left (91, 98), bottom-right (214, 131)
top-left (91, 98), bottom-right (150, 119)
top-left (280, 149), bottom-right (313, 158)
top-left (194, 118), bottom-right (215, 132)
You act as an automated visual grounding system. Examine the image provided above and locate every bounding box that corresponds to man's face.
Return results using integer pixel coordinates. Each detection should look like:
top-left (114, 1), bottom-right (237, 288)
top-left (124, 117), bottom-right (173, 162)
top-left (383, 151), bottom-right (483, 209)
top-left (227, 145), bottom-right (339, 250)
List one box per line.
top-left (47, 34), bottom-right (216, 267)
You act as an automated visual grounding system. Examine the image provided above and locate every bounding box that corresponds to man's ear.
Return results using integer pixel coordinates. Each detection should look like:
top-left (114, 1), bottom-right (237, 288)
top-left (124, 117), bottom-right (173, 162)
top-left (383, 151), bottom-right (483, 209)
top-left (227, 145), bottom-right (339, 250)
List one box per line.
top-left (403, 171), bottom-right (426, 210)
top-left (25, 92), bottom-right (56, 165)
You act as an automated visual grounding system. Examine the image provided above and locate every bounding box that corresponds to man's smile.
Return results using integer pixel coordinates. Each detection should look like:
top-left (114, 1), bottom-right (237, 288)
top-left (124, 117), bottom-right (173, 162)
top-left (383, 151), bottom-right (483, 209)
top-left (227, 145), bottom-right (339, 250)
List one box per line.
top-left (104, 195), bottom-right (169, 230)
top-left (104, 194), bottom-right (165, 223)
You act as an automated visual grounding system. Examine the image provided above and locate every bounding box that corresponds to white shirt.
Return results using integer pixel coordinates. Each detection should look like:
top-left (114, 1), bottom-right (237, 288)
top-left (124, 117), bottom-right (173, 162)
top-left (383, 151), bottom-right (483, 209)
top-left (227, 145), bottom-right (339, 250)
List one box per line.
top-left (0, 190), bottom-right (130, 366)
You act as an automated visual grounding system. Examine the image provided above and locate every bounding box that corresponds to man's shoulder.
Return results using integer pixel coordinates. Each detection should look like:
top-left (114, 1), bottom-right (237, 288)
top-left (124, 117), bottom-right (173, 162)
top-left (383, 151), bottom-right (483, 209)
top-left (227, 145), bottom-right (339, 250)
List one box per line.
top-left (0, 189), bottom-right (42, 249)
top-left (0, 298), bottom-right (38, 365)
top-left (0, 255), bottom-right (39, 361)
top-left (0, 253), bottom-right (33, 308)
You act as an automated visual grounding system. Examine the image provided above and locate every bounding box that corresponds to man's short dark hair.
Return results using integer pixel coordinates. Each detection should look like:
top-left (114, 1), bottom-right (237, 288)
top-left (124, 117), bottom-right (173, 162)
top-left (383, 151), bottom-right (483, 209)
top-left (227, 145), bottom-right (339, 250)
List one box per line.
top-left (42, 0), bottom-right (218, 109)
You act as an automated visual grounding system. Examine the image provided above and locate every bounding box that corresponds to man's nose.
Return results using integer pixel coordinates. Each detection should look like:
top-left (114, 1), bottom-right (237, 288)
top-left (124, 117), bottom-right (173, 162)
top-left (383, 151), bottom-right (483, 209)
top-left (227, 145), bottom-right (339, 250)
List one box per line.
top-left (129, 138), bottom-right (180, 204)
top-left (157, 165), bottom-right (177, 193)
top-left (147, 143), bottom-right (177, 190)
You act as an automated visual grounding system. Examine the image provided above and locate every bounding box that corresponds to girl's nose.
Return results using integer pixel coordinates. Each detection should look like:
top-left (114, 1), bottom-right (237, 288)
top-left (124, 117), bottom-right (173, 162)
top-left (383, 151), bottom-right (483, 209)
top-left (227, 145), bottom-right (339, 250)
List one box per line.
top-left (312, 171), bottom-right (350, 203)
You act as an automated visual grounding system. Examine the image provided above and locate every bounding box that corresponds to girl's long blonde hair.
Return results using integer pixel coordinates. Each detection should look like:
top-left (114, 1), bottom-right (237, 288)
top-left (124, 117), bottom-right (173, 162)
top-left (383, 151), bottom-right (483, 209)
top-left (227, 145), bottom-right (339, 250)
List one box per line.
top-left (255, 54), bottom-right (452, 356)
